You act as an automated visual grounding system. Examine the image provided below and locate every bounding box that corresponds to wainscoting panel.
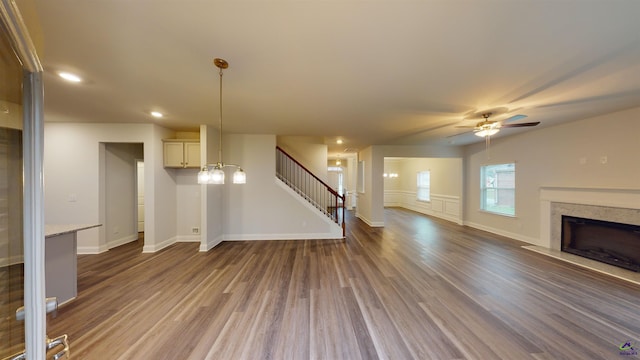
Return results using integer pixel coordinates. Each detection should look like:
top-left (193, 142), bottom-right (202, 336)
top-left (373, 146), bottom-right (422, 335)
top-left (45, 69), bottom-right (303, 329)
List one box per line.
top-left (431, 198), bottom-right (444, 213)
top-left (384, 190), bottom-right (462, 224)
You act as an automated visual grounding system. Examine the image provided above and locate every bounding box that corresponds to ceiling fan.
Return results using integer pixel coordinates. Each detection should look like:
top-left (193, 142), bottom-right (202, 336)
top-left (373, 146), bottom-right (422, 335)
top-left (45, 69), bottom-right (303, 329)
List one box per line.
top-left (456, 112), bottom-right (540, 138)
top-left (449, 111), bottom-right (541, 158)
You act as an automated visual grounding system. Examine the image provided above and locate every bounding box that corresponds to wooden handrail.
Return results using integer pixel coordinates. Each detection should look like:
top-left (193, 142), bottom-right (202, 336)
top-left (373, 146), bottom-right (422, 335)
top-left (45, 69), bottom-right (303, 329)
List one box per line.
top-left (276, 146), bottom-right (342, 198)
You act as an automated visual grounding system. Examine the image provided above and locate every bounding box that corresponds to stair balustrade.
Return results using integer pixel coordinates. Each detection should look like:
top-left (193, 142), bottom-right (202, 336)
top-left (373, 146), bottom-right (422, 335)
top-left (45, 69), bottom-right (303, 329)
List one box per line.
top-left (276, 146), bottom-right (345, 237)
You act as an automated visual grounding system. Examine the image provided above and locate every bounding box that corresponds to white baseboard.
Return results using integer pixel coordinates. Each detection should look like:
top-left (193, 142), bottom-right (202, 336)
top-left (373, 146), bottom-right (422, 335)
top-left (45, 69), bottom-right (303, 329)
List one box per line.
top-left (223, 231), bottom-right (344, 241)
top-left (78, 244), bottom-right (109, 255)
top-left (108, 234), bottom-right (138, 250)
top-left (355, 213), bottom-right (385, 227)
top-left (143, 236), bottom-right (177, 253)
top-left (463, 221), bottom-right (541, 246)
top-left (177, 235), bottom-right (201, 243)
top-left (385, 191), bottom-right (462, 225)
top-left (199, 234), bottom-right (223, 252)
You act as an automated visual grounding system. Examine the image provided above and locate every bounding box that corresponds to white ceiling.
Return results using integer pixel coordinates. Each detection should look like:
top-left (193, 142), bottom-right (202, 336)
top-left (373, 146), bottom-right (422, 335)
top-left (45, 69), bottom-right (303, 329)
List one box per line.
top-left (30, 0), bottom-right (640, 157)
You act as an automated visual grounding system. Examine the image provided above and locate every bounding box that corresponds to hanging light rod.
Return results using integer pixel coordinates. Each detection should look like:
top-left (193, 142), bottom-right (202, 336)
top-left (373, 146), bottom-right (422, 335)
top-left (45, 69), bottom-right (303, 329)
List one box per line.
top-left (198, 58), bottom-right (246, 185)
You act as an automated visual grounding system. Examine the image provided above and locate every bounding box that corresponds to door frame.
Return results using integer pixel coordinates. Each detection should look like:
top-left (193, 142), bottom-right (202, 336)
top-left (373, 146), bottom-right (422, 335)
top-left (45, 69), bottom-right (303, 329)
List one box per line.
top-left (135, 159), bottom-right (144, 235)
top-left (0, 2), bottom-right (46, 358)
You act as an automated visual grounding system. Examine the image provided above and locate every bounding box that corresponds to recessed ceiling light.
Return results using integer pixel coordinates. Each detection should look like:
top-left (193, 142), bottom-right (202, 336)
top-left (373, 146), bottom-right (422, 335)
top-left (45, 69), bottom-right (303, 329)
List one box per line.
top-left (336, 139), bottom-right (343, 144)
top-left (150, 111), bottom-right (163, 118)
top-left (58, 72), bottom-right (82, 83)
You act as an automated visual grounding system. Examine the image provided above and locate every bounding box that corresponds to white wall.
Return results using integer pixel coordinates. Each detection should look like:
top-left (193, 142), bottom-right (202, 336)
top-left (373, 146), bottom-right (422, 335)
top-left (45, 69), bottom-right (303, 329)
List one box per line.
top-left (276, 136), bottom-right (328, 182)
top-left (44, 123), bottom-right (177, 253)
top-left (176, 168), bottom-right (201, 242)
top-left (355, 146), bottom-right (385, 226)
top-left (199, 124), bottom-right (223, 251)
top-left (223, 134), bottom-right (342, 240)
top-left (104, 143), bottom-right (143, 248)
top-left (463, 106), bottom-right (640, 245)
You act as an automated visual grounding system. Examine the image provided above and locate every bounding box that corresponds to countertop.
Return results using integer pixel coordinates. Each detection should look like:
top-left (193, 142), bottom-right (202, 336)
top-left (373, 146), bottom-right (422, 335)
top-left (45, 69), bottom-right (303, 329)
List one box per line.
top-left (45, 224), bottom-right (102, 238)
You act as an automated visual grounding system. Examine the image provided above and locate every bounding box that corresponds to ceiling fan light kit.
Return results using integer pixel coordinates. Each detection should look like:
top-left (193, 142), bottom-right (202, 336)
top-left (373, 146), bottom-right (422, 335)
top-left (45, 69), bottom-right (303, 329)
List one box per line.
top-left (475, 128), bottom-right (499, 137)
top-left (474, 113), bottom-right (501, 138)
top-left (454, 111), bottom-right (540, 138)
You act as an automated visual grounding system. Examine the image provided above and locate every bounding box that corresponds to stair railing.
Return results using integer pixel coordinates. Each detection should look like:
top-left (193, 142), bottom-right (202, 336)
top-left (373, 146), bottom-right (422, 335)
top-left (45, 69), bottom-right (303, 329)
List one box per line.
top-left (276, 146), bottom-right (345, 237)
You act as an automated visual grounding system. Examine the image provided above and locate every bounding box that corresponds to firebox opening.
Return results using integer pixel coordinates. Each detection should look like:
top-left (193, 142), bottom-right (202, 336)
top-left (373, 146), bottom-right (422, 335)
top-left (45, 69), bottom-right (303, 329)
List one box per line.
top-left (561, 215), bottom-right (640, 273)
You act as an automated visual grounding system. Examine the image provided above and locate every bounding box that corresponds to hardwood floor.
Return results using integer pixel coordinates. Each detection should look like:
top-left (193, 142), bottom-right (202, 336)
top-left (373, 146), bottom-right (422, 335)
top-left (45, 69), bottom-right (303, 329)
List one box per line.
top-left (48, 208), bottom-right (640, 359)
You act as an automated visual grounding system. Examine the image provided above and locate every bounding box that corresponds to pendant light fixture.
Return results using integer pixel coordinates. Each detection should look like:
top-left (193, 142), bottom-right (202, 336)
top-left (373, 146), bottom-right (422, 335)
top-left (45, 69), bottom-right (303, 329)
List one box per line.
top-left (197, 58), bottom-right (246, 184)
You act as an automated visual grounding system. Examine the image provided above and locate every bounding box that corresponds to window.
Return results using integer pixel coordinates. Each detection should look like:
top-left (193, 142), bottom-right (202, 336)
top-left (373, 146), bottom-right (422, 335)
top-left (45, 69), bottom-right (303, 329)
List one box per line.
top-left (417, 171), bottom-right (430, 202)
top-left (480, 163), bottom-right (515, 216)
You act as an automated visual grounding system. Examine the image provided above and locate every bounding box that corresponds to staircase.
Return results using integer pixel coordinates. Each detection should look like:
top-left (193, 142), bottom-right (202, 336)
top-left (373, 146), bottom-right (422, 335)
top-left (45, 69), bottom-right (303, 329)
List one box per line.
top-left (276, 146), bottom-right (345, 237)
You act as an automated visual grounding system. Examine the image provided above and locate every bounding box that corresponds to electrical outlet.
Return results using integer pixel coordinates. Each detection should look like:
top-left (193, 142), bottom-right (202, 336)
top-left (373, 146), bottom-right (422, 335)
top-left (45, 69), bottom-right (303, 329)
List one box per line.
top-left (191, 227), bottom-right (200, 234)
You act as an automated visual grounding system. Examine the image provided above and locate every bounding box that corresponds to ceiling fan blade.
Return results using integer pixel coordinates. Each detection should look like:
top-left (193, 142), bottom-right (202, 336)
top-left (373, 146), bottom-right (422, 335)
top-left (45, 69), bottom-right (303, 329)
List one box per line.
top-left (455, 125), bottom-right (478, 128)
top-left (503, 114), bottom-right (528, 123)
top-left (501, 121), bottom-right (540, 128)
top-left (447, 130), bottom-right (475, 138)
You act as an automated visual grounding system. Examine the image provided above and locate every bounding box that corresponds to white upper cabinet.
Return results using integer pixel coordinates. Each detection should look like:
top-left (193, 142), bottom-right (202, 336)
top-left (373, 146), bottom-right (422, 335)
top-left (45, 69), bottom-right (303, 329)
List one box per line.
top-left (163, 139), bottom-right (200, 168)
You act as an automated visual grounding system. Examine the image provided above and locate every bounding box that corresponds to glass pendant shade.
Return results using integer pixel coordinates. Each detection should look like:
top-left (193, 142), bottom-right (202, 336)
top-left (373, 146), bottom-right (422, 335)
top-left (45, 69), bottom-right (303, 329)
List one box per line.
top-left (197, 168), bottom-right (210, 184)
top-left (210, 168), bottom-right (225, 184)
top-left (197, 58), bottom-right (246, 185)
top-left (233, 168), bottom-right (246, 184)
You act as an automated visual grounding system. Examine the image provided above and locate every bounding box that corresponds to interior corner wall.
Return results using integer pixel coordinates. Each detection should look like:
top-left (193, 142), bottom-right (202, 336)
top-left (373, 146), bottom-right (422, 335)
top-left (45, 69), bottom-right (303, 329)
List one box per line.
top-left (199, 124), bottom-right (223, 251)
top-left (44, 123), bottom-right (177, 254)
top-left (223, 134), bottom-right (341, 240)
top-left (355, 146), bottom-right (385, 226)
top-left (463, 106), bottom-right (640, 246)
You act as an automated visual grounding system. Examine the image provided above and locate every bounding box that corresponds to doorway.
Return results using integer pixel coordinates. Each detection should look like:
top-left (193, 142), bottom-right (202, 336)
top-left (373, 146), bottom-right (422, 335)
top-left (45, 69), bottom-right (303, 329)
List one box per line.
top-left (102, 143), bottom-right (144, 250)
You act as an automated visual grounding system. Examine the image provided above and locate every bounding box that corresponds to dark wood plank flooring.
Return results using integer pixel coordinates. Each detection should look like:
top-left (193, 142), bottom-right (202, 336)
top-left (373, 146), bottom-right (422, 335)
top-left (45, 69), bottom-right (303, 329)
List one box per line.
top-left (48, 208), bottom-right (640, 359)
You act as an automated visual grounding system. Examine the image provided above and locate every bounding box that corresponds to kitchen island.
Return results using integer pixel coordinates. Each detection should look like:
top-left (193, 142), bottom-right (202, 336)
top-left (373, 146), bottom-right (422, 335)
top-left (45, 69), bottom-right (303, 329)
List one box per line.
top-left (45, 224), bottom-right (101, 305)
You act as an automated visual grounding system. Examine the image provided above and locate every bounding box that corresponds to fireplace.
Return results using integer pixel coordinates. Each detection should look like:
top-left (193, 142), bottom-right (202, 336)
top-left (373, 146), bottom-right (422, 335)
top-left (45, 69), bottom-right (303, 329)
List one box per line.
top-left (561, 215), bottom-right (640, 272)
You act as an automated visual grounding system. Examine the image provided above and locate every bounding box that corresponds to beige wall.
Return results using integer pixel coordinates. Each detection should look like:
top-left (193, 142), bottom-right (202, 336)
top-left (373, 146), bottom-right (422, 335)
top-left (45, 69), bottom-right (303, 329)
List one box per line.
top-left (394, 157), bottom-right (463, 197)
top-left (463, 106), bottom-right (640, 244)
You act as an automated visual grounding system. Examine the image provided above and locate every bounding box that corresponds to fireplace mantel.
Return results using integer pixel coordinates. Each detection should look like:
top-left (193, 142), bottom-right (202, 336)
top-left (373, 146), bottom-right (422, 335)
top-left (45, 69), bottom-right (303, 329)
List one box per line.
top-left (532, 186), bottom-right (640, 283)
top-left (539, 187), bottom-right (640, 249)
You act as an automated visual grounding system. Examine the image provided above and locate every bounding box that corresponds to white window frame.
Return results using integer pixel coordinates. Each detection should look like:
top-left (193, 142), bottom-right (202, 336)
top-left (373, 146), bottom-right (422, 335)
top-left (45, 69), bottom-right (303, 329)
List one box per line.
top-left (416, 170), bottom-right (430, 202)
top-left (480, 163), bottom-right (516, 216)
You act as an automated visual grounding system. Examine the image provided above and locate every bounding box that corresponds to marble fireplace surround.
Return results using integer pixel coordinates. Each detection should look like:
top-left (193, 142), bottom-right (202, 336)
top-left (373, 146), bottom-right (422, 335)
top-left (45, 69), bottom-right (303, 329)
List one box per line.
top-left (529, 187), bottom-right (640, 284)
